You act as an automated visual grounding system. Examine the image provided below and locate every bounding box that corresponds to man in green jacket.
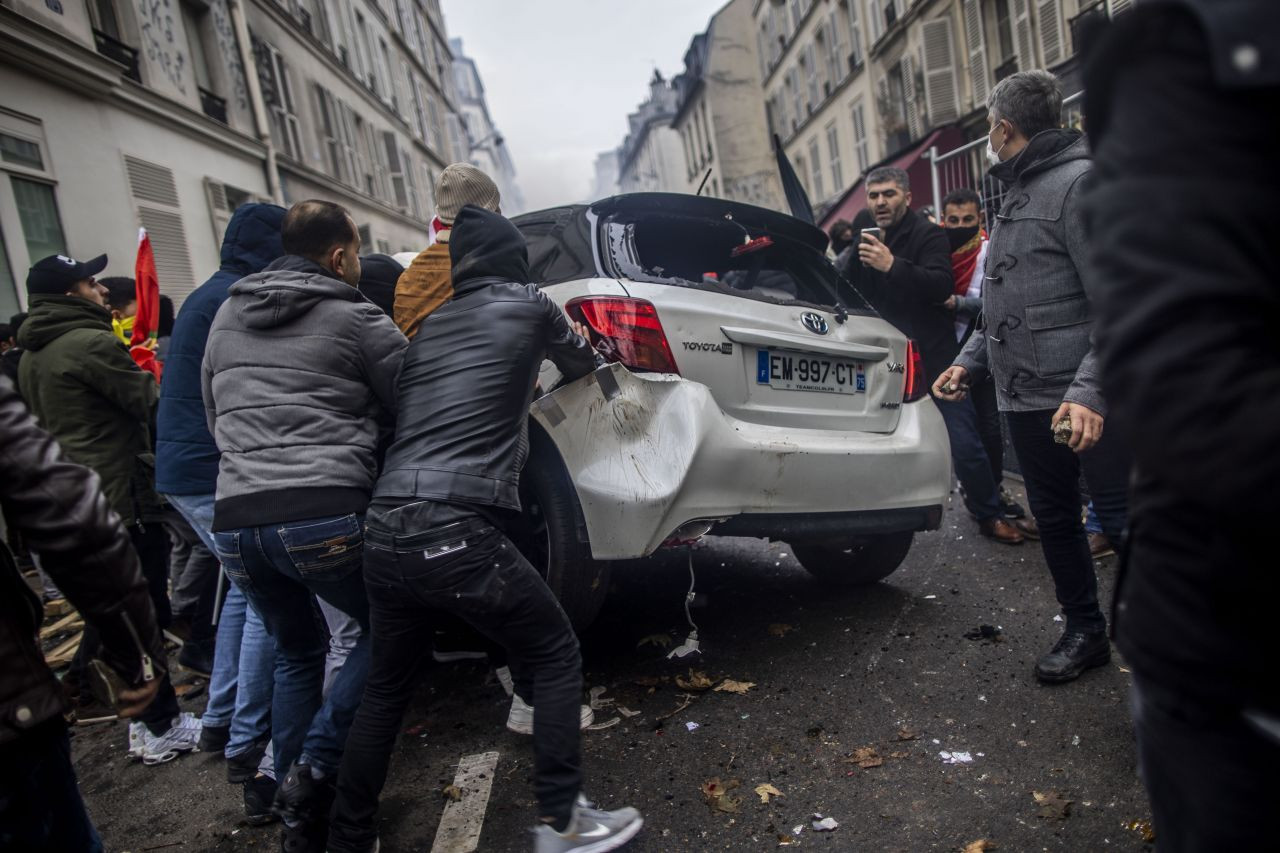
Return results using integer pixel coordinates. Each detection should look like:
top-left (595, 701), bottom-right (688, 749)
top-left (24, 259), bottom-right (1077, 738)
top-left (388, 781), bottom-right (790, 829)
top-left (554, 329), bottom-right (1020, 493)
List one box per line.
top-left (17, 253), bottom-right (201, 765)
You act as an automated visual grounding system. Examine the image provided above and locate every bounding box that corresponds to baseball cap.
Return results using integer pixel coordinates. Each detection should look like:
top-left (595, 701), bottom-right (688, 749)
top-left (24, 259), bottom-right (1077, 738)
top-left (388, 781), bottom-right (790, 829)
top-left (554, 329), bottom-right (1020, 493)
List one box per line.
top-left (26, 253), bottom-right (108, 296)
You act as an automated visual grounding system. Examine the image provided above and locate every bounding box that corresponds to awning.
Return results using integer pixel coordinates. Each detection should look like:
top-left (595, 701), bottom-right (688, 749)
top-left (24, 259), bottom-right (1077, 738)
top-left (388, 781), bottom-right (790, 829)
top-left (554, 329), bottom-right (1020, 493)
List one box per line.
top-left (818, 125), bottom-right (968, 233)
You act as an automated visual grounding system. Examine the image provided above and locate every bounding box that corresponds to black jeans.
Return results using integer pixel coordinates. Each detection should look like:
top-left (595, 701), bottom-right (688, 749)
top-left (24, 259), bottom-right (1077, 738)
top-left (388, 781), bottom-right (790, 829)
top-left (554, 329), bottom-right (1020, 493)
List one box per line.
top-left (330, 518), bottom-right (583, 851)
top-left (1004, 410), bottom-right (1129, 633)
top-left (0, 719), bottom-right (102, 851)
top-left (1132, 674), bottom-right (1280, 852)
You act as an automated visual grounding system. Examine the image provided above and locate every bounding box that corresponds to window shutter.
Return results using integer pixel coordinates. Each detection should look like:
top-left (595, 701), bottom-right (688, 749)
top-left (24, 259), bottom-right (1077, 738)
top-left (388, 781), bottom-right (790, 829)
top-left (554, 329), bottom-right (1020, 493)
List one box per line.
top-left (828, 12), bottom-right (845, 82)
top-left (124, 155), bottom-right (196, 306)
top-left (848, 0), bottom-right (864, 68)
top-left (922, 16), bottom-right (959, 125)
top-left (202, 177), bottom-right (232, 248)
top-left (963, 0), bottom-right (989, 109)
top-left (902, 54), bottom-right (921, 139)
top-left (1107, 0), bottom-right (1133, 15)
top-left (1037, 0), bottom-right (1063, 67)
top-left (1013, 0), bottom-right (1036, 72)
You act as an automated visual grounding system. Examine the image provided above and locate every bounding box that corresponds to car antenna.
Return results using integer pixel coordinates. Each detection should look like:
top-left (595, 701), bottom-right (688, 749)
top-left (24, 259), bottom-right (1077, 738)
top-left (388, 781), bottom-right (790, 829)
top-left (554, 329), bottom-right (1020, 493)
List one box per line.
top-left (695, 168), bottom-right (713, 196)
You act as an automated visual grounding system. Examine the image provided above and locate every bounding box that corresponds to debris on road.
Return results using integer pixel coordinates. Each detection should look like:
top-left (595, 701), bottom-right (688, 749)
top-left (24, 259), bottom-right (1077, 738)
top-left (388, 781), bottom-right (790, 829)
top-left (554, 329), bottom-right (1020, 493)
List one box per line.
top-left (811, 814), bottom-right (839, 831)
top-left (442, 784), bottom-right (463, 802)
top-left (685, 721), bottom-right (700, 732)
top-left (587, 717), bottom-right (621, 731)
top-left (939, 751), bottom-right (975, 764)
top-left (588, 686), bottom-right (615, 710)
top-left (1125, 819), bottom-right (1156, 842)
top-left (637, 633), bottom-right (674, 650)
top-left (754, 783), bottom-right (783, 803)
top-left (715, 679), bottom-right (755, 694)
top-left (896, 726), bottom-right (919, 741)
top-left (618, 706), bottom-right (641, 718)
top-left (963, 625), bottom-right (1003, 643)
top-left (1033, 791), bottom-right (1073, 821)
top-left (675, 669), bottom-right (714, 691)
top-left (701, 777), bottom-right (741, 813)
top-left (767, 623), bottom-right (795, 638)
top-left (963, 840), bottom-right (997, 853)
top-left (846, 747), bottom-right (884, 768)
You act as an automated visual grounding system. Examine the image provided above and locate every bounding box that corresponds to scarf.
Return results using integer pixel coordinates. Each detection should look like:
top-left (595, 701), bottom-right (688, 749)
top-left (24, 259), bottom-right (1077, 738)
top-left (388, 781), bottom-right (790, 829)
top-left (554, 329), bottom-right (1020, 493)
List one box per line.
top-left (949, 227), bottom-right (985, 296)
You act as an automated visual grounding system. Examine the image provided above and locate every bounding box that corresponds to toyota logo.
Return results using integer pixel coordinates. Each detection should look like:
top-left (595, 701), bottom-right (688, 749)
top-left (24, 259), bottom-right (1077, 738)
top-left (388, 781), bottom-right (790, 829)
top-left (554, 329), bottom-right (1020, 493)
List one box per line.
top-left (801, 312), bottom-right (829, 335)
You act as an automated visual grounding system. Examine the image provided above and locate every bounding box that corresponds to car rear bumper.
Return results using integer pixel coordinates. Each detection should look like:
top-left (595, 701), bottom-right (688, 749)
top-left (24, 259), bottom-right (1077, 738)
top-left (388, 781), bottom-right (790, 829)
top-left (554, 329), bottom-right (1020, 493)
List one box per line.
top-left (532, 365), bottom-right (952, 559)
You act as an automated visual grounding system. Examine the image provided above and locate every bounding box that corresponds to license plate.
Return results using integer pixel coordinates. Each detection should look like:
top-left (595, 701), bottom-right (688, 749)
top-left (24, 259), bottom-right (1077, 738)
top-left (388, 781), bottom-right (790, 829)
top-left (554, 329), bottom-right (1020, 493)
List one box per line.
top-left (756, 349), bottom-right (865, 394)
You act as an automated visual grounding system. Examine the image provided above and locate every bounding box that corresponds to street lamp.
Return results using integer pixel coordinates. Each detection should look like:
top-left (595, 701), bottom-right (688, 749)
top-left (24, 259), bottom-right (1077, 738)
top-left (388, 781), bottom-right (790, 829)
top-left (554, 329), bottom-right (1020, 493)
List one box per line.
top-left (469, 130), bottom-right (504, 151)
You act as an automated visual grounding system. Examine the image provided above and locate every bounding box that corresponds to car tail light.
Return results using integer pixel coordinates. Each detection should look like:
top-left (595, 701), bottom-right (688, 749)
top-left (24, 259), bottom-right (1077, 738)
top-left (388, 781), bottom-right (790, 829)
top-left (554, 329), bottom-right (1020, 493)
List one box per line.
top-left (565, 297), bottom-right (680, 374)
top-left (903, 339), bottom-right (927, 402)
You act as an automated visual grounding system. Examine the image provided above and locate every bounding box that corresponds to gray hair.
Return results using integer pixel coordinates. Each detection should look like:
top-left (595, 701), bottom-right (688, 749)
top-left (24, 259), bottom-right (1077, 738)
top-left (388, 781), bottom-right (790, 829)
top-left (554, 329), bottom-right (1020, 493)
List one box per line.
top-left (987, 70), bottom-right (1062, 138)
top-left (865, 166), bottom-right (909, 192)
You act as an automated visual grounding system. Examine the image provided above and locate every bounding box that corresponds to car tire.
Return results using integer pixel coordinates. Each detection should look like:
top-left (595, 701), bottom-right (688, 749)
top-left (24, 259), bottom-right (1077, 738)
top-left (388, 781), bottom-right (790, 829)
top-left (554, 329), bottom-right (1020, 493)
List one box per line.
top-left (790, 532), bottom-right (915, 586)
top-left (513, 437), bottom-right (612, 632)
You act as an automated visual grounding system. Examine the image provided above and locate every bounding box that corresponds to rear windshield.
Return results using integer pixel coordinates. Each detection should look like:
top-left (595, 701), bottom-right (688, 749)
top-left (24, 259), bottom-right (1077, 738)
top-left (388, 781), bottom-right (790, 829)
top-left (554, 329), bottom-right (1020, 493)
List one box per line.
top-left (602, 214), bottom-right (873, 315)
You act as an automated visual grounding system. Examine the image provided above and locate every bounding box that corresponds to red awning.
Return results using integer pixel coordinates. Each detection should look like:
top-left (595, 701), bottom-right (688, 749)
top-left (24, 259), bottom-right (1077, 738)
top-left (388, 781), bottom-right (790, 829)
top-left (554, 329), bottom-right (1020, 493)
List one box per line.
top-left (818, 125), bottom-right (967, 233)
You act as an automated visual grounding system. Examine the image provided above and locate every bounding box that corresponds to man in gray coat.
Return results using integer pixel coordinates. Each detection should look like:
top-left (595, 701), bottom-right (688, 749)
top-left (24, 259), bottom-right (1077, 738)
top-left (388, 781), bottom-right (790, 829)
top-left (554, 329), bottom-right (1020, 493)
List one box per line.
top-left (933, 71), bottom-right (1129, 685)
top-left (202, 200), bottom-right (407, 851)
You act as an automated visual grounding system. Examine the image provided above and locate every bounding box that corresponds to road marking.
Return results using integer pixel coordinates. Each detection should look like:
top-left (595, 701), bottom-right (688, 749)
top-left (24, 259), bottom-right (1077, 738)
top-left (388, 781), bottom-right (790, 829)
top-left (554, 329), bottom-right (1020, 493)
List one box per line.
top-left (430, 751), bottom-right (499, 853)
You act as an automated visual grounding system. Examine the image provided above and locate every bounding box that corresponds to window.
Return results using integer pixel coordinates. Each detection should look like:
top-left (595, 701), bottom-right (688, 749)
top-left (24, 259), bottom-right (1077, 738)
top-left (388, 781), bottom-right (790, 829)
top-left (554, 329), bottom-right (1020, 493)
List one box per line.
top-left (253, 38), bottom-right (303, 160)
top-left (0, 227), bottom-right (15, 317)
top-left (425, 94), bottom-right (444, 154)
top-left (180, 0), bottom-right (212, 91)
top-left (826, 123), bottom-right (843, 191)
top-left (995, 0), bottom-right (1015, 61)
top-left (90, 0), bottom-right (122, 40)
top-left (700, 100), bottom-right (713, 161)
top-left (802, 45), bottom-right (820, 112)
top-left (355, 11), bottom-right (377, 93)
top-left (384, 131), bottom-right (409, 209)
top-left (12, 179), bottom-right (66, 273)
top-left (410, 70), bottom-right (429, 142)
top-left (852, 99), bottom-right (869, 173)
top-left (0, 117), bottom-right (67, 314)
top-left (379, 38), bottom-right (397, 108)
top-left (807, 137), bottom-right (824, 199)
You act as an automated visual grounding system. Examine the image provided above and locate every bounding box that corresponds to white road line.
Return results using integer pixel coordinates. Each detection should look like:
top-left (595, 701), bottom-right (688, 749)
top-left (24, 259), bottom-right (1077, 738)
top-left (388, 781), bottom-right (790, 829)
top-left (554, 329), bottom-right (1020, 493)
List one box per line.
top-left (430, 750), bottom-right (500, 853)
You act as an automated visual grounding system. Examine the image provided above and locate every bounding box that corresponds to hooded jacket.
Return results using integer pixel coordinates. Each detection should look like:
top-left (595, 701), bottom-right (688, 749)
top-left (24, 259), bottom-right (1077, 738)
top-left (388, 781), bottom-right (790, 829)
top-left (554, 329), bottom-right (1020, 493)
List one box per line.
top-left (156, 203), bottom-right (285, 497)
top-left (1, 377), bottom-right (166, 746)
top-left (373, 205), bottom-right (597, 510)
top-left (17, 295), bottom-right (159, 525)
top-left (202, 255), bottom-right (408, 531)
top-left (954, 130), bottom-right (1104, 415)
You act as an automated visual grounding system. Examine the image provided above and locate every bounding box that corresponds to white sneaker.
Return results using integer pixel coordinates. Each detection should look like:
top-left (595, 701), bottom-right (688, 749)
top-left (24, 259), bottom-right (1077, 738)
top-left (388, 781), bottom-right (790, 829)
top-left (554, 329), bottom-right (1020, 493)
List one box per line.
top-left (507, 695), bottom-right (594, 736)
top-left (495, 665), bottom-right (514, 697)
top-left (131, 713), bottom-right (202, 765)
top-left (533, 803), bottom-right (643, 853)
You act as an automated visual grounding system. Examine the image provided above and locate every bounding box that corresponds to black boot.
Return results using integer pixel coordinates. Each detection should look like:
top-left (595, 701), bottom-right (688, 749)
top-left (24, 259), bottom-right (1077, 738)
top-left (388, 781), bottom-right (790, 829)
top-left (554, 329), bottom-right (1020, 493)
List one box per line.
top-left (275, 762), bottom-right (334, 853)
top-left (226, 738), bottom-right (270, 783)
top-left (1035, 630), bottom-right (1111, 684)
top-left (244, 774), bottom-right (281, 826)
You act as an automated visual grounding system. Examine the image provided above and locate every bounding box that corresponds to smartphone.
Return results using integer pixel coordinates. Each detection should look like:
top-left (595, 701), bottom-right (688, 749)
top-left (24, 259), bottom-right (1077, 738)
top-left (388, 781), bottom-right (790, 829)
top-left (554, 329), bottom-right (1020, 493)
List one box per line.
top-left (860, 227), bottom-right (884, 243)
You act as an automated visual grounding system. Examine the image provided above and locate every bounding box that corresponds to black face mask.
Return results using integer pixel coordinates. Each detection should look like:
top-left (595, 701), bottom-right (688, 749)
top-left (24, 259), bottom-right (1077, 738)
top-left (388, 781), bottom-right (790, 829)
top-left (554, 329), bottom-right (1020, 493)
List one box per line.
top-left (945, 224), bottom-right (981, 252)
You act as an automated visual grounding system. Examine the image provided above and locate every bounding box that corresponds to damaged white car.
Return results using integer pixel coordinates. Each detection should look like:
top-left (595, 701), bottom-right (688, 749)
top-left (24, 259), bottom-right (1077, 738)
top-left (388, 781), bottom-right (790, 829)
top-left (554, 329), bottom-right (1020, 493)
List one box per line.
top-left (509, 193), bottom-right (951, 629)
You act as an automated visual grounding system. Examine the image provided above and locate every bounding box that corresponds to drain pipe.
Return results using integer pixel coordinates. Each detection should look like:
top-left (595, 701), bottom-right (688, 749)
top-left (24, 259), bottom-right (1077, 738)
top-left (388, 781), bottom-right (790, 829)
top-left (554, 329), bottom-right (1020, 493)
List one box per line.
top-left (229, 0), bottom-right (283, 204)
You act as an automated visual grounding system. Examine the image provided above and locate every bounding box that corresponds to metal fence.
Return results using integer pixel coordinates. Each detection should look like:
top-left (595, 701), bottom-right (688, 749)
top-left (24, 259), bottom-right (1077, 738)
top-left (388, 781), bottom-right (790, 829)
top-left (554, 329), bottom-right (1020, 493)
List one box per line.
top-left (926, 91), bottom-right (1085, 227)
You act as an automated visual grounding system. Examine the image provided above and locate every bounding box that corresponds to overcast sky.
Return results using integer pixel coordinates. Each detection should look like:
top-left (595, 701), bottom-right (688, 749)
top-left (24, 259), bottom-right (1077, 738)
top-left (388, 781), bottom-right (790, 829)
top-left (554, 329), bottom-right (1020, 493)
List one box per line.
top-left (441, 0), bottom-right (730, 212)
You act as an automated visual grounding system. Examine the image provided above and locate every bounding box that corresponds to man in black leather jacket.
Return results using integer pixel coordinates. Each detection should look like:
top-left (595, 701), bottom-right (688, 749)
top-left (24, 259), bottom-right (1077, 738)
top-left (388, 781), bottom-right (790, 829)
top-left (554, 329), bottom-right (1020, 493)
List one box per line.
top-left (330, 206), bottom-right (643, 853)
top-left (0, 376), bottom-right (166, 850)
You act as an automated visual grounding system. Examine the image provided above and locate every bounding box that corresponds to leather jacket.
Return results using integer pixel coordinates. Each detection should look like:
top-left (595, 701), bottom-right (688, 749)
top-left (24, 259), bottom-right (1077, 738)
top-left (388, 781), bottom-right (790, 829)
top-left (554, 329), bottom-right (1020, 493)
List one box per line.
top-left (373, 205), bottom-right (597, 511)
top-left (0, 376), bottom-right (166, 746)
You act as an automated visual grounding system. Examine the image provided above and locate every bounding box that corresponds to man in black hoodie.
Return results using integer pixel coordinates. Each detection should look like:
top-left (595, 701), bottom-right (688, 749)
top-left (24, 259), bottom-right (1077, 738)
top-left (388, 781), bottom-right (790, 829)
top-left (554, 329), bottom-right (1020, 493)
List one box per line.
top-left (330, 206), bottom-right (642, 853)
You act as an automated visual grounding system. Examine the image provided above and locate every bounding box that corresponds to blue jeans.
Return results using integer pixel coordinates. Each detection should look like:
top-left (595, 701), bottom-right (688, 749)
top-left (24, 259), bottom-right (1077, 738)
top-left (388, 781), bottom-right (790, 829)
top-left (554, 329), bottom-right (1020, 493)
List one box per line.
top-left (213, 513), bottom-right (371, 777)
top-left (933, 395), bottom-right (1003, 521)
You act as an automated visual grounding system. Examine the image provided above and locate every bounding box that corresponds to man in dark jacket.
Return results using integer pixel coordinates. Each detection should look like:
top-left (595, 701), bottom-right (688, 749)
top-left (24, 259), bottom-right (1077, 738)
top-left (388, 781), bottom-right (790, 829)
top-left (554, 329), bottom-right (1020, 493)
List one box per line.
top-left (841, 168), bottom-right (1022, 545)
top-left (0, 375), bottom-right (166, 850)
top-left (156, 202), bottom-right (285, 803)
top-left (203, 199), bottom-right (406, 851)
top-left (1085, 1), bottom-right (1280, 846)
top-left (329, 206), bottom-right (642, 853)
top-left (17, 253), bottom-right (200, 761)
top-left (934, 70), bottom-right (1130, 684)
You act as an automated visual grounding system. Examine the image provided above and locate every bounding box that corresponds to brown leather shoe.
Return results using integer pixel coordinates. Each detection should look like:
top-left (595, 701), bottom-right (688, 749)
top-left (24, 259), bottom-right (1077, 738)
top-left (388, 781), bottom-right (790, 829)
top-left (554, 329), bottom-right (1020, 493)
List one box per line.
top-left (979, 517), bottom-right (1025, 544)
top-left (1014, 518), bottom-right (1040, 540)
top-left (1088, 533), bottom-right (1115, 559)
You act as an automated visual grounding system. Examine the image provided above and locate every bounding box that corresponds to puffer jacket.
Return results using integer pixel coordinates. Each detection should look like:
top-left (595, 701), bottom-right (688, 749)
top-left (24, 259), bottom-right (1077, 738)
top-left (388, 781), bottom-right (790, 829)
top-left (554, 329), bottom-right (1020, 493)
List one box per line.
top-left (17, 295), bottom-right (160, 525)
top-left (202, 255), bottom-right (407, 531)
top-left (953, 130), bottom-right (1105, 415)
top-left (1, 377), bottom-right (166, 746)
top-left (156, 203), bottom-right (285, 496)
top-left (374, 205), bottom-right (597, 510)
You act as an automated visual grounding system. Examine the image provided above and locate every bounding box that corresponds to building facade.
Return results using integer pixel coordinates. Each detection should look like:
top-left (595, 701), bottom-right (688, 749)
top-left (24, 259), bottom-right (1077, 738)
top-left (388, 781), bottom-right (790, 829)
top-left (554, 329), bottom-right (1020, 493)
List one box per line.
top-left (616, 71), bottom-right (684, 195)
top-left (670, 0), bottom-right (783, 210)
top-left (450, 37), bottom-right (524, 216)
top-left (1, 0), bottom-right (469, 316)
top-left (589, 149), bottom-right (619, 201)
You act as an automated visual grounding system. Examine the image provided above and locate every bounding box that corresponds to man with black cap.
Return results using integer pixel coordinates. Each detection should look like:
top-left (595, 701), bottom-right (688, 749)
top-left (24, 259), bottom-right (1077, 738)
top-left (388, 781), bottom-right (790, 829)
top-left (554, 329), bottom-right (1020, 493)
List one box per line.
top-left (17, 253), bottom-right (201, 764)
top-left (329, 205), bottom-right (643, 853)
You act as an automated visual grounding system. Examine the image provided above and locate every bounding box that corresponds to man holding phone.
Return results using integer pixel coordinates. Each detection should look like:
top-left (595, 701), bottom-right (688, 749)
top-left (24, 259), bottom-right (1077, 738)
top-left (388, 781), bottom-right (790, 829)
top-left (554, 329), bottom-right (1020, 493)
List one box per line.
top-left (841, 167), bottom-right (1023, 546)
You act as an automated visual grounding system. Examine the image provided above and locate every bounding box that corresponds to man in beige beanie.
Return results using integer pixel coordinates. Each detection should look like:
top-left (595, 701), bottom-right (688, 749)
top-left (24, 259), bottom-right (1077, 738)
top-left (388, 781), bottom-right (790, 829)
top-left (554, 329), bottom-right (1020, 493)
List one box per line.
top-left (393, 163), bottom-right (501, 339)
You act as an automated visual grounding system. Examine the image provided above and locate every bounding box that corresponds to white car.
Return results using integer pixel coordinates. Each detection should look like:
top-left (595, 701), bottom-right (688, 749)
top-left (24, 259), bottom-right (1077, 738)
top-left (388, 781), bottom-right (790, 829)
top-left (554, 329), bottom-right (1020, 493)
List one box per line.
top-left (508, 193), bottom-right (951, 629)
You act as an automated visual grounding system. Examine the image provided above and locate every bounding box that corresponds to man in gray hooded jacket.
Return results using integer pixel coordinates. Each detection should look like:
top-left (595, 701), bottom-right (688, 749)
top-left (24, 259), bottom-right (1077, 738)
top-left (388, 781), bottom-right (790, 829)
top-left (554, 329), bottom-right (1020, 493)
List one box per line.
top-left (202, 199), bottom-right (407, 851)
top-left (933, 70), bottom-right (1129, 685)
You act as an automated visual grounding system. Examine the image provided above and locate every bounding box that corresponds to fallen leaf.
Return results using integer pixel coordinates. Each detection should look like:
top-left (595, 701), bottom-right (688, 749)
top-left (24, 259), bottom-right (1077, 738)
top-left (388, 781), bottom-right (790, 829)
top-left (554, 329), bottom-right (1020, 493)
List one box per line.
top-left (754, 783), bottom-right (784, 803)
top-left (1124, 820), bottom-right (1156, 843)
top-left (618, 706), bottom-right (640, 718)
top-left (442, 785), bottom-right (462, 802)
top-left (962, 841), bottom-right (997, 853)
top-left (844, 746), bottom-right (884, 768)
top-left (675, 669), bottom-right (714, 691)
top-left (777, 835), bottom-right (799, 847)
top-left (889, 751), bottom-right (911, 759)
top-left (637, 633), bottom-right (674, 650)
top-left (767, 623), bottom-right (794, 638)
top-left (700, 777), bottom-right (741, 813)
top-left (715, 679), bottom-right (756, 695)
top-left (896, 726), bottom-right (919, 741)
top-left (1032, 790), bottom-right (1073, 821)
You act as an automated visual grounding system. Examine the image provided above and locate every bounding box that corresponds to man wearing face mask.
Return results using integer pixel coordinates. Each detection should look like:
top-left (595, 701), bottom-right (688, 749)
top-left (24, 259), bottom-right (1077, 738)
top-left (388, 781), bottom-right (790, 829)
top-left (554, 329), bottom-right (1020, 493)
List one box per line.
top-left (841, 168), bottom-right (1023, 546)
top-left (203, 199), bottom-right (408, 851)
top-left (934, 71), bottom-right (1130, 685)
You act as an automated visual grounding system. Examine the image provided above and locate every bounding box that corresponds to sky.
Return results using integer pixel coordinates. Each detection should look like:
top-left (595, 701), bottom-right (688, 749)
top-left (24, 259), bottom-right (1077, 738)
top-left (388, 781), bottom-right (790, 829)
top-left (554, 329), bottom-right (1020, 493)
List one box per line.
top-left (441, 0), bottom-right (730, 212)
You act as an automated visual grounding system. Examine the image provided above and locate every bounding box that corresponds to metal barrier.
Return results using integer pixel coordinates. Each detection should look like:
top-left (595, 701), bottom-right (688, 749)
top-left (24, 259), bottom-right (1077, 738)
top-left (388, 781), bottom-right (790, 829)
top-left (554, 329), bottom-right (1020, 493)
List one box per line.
top-left (926, 91), bottom-right (1084, 226)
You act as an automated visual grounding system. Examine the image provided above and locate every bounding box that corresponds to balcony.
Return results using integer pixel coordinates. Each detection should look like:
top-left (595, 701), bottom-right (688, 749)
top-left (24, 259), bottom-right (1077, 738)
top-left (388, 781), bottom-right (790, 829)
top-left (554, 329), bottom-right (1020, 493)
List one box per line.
top-left (199, 87), bottom-right (228, 124)
top-left (93, 28), bottom-right (141, 83)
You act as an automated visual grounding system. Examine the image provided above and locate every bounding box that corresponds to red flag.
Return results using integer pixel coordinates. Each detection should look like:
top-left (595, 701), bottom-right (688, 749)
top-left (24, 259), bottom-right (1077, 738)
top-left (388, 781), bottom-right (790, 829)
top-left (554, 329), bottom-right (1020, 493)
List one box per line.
top-left (132, 228), bottom-right (162, 381)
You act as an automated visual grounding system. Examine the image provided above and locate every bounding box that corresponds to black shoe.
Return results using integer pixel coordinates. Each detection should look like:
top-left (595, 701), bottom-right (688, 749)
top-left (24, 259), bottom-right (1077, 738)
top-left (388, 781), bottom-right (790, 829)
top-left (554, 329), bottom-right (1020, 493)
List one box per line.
top-left (1000, 489), bottom-right (1028, 520)
top-left (227, 739), bottom-right (269, 783)
top-left (243, 774), bottom-right (280, 826)
top-left (1035, 630), bottom-right (1111, 684)
top-left (178, 643), bottom-right (215, 678)
top-left (274, 762), bottom-right (334, 852)
top-left (197, 722), bottom-right (230, 753)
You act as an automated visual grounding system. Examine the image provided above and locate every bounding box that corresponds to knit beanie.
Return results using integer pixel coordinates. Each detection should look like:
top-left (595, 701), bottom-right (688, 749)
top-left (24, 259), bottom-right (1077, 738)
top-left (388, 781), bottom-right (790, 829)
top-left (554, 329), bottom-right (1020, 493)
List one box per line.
top-left (434, 164), bottom-right (501, 225)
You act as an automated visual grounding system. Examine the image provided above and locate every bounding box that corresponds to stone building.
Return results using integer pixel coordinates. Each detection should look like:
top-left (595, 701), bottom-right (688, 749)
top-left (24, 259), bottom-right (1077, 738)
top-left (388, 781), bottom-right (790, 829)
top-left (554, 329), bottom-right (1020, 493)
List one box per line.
top-left (670, 0), bottom-right (783, 210)
top-left (589, 149), bottom-right (619, 201)
top-left (616, 71), bottom-right (684, 195)
top-left (450, 37), bottom-right (524, 216)
top-left (0, 0), bottom-right (469, 316)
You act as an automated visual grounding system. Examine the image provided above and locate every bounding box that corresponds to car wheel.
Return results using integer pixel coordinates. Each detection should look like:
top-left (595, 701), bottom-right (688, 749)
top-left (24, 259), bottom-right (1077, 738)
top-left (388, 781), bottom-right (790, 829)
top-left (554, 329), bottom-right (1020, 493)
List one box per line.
top-left (790, 532), bottom-right (914, 586)
top-left (512, 438), bottom-right (612, 632)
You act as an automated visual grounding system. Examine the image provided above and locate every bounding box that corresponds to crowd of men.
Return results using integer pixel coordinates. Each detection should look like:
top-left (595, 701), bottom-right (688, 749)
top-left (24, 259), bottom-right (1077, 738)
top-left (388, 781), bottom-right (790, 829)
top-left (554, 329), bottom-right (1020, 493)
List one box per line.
top-left (1, 1), bottom-right (1277, 848)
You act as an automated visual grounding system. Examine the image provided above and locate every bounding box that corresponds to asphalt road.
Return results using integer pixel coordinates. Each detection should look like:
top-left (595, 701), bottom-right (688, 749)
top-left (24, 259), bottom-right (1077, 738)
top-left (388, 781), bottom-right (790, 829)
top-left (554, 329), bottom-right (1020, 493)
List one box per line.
top-left (74, 486), bottom-right (1155, 852)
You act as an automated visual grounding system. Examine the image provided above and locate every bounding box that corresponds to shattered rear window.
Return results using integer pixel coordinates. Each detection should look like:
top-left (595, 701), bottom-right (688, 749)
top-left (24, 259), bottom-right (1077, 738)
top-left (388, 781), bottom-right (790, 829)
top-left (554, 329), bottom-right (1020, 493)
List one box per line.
top-left (602, 214), bottom-right (873, 315)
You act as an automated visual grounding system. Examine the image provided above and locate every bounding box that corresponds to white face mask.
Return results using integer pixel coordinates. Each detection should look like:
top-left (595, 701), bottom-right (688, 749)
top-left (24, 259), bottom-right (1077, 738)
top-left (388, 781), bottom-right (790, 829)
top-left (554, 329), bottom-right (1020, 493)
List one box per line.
top-left (986, 122), bottom-right (1009, 167)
